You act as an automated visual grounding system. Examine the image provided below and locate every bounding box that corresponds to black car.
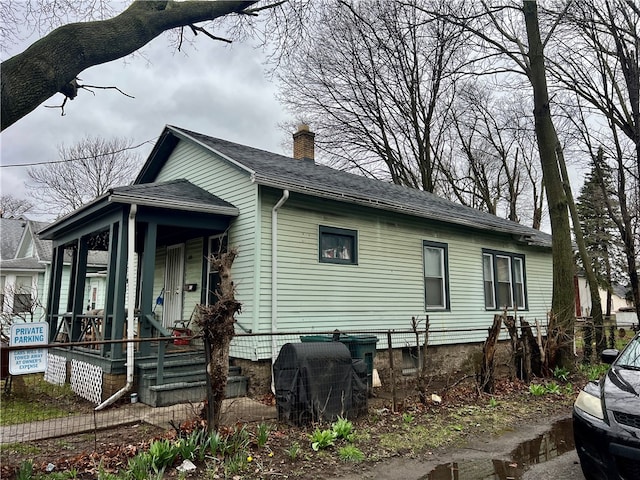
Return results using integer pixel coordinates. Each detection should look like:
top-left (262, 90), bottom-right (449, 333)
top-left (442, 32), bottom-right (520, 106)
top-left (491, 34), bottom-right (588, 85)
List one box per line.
top-left (574, 331), bottom-right (640, 480)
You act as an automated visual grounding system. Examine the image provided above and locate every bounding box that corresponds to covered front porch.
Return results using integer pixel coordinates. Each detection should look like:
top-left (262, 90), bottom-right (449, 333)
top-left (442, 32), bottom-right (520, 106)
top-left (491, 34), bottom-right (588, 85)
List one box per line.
top-left (39, 179), bottom-right (243, 406)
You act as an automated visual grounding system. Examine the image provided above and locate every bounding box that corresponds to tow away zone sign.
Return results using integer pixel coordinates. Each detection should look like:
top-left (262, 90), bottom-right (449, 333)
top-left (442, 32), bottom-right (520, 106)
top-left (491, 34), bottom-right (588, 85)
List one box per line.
top-left (9, 322), bottom-right (49, 375)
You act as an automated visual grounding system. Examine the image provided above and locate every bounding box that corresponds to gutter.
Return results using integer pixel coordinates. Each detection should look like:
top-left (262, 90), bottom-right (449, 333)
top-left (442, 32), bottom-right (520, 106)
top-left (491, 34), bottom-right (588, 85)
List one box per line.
top-left (95, 204), bottom-right (137, 410)
top-left (271, 190), bottom-right (289, 392)
top-left (250, 176), bottom-right (546, 245)
top-left (109, 193), bottom-right (239, 217)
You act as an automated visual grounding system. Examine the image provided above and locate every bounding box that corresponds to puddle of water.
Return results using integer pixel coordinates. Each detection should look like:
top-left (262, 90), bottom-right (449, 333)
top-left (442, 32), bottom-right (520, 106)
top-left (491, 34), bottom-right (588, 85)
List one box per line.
top-left (422, 418), bottom-right (574, 480)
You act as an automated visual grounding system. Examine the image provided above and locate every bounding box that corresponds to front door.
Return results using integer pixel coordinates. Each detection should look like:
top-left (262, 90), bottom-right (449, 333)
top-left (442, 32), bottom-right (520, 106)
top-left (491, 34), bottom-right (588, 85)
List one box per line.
top-left (163, 244), bottom-right (184, 328)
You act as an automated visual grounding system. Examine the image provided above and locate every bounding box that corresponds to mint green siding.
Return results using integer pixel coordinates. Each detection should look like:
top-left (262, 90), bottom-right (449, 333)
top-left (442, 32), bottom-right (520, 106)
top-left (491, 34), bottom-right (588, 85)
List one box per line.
top-left (148, 139), bottom-right (553, 358)
top-left (154, 141), bottom-right (259, 329)
top-left (260, 190), bottom-right (552, 346)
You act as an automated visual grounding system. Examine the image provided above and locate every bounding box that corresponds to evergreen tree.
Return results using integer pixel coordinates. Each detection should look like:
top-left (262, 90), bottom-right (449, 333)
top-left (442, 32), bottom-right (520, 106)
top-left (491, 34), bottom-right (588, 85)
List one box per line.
top-left (576, 163), bottom-right (622, 316)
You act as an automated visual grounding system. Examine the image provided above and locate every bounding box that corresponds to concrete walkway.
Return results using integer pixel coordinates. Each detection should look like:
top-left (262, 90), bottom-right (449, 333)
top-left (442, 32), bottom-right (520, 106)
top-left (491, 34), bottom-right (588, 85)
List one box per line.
top-left (1, 398), bottom-right (277, 444)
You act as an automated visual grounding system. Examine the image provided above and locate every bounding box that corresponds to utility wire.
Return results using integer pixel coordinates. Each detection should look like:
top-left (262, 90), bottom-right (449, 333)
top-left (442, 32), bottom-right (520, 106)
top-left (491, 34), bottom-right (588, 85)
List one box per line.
top-left (0, 138), bottom-right (156, 168)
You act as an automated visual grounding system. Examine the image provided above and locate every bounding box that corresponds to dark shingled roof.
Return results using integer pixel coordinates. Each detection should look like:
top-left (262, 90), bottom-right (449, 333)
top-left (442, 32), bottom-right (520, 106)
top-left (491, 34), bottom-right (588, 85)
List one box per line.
top-left (0, 256), bottom-right (46, 272)
top-left (168, 126), bottom-right (552, 248)
top-left (1, 219), bottom-right (107, 267)
top-left (29, 220), bottom-right (53, 261)
top-left (1, 217), bottom-right (27, 260)
top-left (110, 179), bottom-right (238, 215)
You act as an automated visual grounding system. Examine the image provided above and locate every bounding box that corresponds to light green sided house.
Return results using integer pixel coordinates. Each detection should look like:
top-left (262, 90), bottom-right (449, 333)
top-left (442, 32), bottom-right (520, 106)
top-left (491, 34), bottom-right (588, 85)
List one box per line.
top-left (139, 125), bottom-right (553, 339)
top-left (39, 124), bottom-right (553, 407)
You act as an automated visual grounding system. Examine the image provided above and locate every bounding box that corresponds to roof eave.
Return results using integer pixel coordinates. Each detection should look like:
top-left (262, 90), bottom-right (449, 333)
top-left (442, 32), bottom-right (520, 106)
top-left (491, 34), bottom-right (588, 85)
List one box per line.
top-left (108, 193), bottom-right (239, 217)
top-left (252, 175), bottom-right (550, 247)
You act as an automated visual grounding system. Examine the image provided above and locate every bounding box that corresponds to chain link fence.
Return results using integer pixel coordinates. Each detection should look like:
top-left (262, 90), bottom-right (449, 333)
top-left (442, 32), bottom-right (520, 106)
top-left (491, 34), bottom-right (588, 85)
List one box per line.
top-left (1, 320), bottom-right (637, 475)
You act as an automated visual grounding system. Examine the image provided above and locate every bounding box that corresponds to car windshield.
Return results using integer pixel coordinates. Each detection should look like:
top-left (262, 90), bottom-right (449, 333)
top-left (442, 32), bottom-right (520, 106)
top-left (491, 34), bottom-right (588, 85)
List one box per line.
top-left (616, 334), bottom-right (640, 370)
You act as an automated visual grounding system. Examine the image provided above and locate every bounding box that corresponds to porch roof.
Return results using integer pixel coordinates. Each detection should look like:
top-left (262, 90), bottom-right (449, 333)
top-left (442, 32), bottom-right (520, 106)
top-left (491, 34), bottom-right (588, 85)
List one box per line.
top-left (38, 179), bottom-right (239, 241)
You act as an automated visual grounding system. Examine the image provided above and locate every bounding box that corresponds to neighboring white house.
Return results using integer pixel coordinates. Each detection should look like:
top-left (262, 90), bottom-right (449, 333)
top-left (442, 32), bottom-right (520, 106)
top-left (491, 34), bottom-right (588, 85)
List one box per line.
top-left (574, 274), bottom-right (632, 319)
top-left (0, 217), bottom-right (107, 333)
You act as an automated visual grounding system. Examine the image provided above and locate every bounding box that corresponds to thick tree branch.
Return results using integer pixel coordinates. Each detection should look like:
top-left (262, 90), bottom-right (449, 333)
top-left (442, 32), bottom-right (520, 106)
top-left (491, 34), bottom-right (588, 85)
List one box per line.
top-left (1, 0), bottom-right (258, 131)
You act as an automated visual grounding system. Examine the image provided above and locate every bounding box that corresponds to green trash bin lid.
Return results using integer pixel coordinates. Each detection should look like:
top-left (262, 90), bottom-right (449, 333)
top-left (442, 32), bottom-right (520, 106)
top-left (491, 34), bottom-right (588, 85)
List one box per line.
top-left (299, 335), bottom-right (334, 342)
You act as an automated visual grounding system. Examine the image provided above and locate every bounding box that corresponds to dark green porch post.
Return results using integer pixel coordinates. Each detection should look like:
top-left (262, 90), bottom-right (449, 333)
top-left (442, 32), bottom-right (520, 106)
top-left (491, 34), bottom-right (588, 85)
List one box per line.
top-left (110, 210), bottom-right (129, 359)
top-left (69, 237), bottom-right (89, 342)
top-left (138, 222), bottom-right (157, 356)
top-left (46, 245), bottom-right (66, 342)
top-left (102, 222), bottom-right (119, 357)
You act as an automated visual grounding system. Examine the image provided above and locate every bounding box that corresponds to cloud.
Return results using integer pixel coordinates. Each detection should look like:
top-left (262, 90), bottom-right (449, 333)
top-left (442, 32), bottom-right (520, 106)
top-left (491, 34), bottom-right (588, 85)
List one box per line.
top-left (1, 29), bottom-right (290, 221)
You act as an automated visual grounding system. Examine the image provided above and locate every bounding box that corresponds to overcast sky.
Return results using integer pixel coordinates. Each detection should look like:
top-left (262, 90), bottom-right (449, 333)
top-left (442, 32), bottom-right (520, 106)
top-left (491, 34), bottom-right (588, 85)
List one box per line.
top-left (1, 23), bottom-right (291, 221)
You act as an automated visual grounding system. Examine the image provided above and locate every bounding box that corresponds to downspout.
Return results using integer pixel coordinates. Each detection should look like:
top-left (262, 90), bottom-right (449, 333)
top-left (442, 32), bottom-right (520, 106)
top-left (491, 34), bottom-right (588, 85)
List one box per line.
top-left (96, 204), bottom-right (137, 410)
top-left (271, 190), bottom-right (289, 392)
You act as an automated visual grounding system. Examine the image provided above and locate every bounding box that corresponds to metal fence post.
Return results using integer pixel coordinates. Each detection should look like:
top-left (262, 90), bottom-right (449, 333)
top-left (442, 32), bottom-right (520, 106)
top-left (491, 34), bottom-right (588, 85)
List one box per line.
top-left (387, 330), bottom-right (396, 413)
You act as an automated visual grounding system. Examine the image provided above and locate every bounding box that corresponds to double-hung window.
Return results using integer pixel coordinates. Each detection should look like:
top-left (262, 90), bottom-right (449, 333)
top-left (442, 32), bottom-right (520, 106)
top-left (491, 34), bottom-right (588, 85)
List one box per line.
top-left (13, 276), bottom-right (33, 314)
top-left (423, 241), bottom-right (449, 310)
top-left (482, 250), bottom-right (527, 310)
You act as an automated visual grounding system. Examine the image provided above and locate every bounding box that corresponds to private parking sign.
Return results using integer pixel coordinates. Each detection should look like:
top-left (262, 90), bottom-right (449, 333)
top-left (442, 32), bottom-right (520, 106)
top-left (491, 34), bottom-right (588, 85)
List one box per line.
top-left (9, 322), bottom-right (49, 375)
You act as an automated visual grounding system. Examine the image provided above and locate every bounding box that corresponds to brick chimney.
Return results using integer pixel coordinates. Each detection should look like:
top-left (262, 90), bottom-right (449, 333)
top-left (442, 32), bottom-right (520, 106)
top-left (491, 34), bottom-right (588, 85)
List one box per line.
top-left (293, 124), bottom-right (315, 161)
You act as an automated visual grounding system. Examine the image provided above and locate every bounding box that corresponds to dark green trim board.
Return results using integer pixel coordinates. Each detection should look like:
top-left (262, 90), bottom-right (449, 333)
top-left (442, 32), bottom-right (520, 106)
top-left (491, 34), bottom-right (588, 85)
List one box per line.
top-left (482, 248), bottom-right (528, 311)
top-left (423, 240), bottom-right (450, 311)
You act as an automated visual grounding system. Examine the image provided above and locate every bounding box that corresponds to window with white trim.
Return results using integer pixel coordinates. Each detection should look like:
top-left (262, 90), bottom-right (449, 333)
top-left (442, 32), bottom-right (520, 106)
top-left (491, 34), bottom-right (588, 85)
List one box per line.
top-left (13, 276), bottom-right (33, 314)
top-left (423, 241), bottom-right (449, 310)
top-left (483, 250), bottom-right (527, 310)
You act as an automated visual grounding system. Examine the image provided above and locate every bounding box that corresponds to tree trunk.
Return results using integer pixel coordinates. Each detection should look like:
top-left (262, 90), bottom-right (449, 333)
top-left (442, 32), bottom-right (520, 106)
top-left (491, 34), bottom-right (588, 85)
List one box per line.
top-left (1, 0), bottom-right (257, 131)
top-left (502, 316), bottom-right (521, 381)
top-left (523, 1), bottom-right (575, 369)
top-left (411, 316), bottom-right (430, 404)
top-left (557, 145), bottom-right (605, 353)
top-left (520, 319), bottom-right (542, 378)
top-left (478, 314), bottom-right (502, 394)
top-left (196, 248), bottom-right (241, 432)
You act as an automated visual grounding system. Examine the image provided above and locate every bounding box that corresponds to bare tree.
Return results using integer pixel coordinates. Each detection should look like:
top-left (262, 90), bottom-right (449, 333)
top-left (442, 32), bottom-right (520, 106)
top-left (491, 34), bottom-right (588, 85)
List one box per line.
top-left (550, 0), bottom-right (640, 321)
top-left (0, 281), bottom-right (44, 343)
top-left (0, 194), bottom-right (33, 218)
top-left (27, 135), bottom-right (142, 216)
top-left (1, 1), bottom-right (262, 130)
top-left (441, 84), bottom-right (543, 226)
top-left (277, 0), bottom-right (468, 193)
top-left (421, 0), bottom-right (576, 366)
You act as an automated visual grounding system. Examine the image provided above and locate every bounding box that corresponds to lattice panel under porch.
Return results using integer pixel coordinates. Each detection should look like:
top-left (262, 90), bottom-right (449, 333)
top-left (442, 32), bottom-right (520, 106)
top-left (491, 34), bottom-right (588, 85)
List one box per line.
top-left (44, 353), bottom-right (66, 386)
top-left (71, 359), bottom-right (103, 405)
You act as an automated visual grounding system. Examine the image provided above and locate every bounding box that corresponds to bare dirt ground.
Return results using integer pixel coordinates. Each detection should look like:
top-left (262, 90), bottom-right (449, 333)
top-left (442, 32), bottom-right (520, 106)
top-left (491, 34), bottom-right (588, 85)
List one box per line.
top-left (0, 375), bottom-right (577, 480)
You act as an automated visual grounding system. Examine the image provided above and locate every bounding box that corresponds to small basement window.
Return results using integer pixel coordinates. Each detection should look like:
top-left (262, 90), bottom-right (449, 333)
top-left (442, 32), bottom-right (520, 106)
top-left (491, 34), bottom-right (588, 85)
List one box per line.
top-left (402, 346), bottom-right (424, 375)
top-left (319, 226), bottom-right (358, 264)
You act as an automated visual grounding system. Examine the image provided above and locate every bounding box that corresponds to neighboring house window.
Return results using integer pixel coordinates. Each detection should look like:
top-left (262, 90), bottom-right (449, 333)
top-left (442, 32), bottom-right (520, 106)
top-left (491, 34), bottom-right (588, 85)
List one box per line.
top-left (483, 250), bottom-right (527, 310)
top-left (319, 226), bottom-right (358, 264)
top-left (13, 276), bottom-right (33, 314)
top-left (423, 241), bottom-right (449, 310)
